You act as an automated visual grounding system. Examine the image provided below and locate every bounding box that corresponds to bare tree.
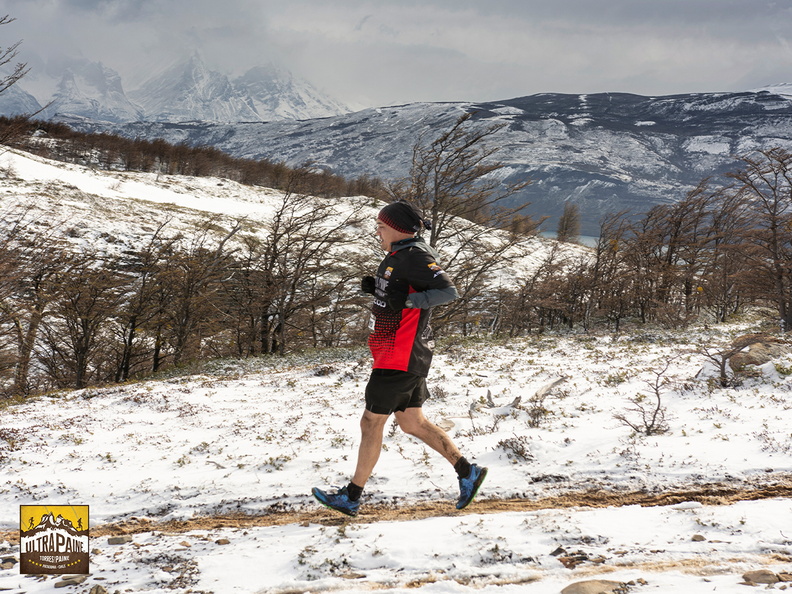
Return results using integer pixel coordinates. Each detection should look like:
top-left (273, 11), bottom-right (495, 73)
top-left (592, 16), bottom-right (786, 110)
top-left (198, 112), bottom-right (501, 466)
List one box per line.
top-left (39, 251), bottom-right (128, 390)
top-left (613, 359), bottom-right (674, 436)
top-left (698, 334), bottom-right (773, 388)
top-left (588, 211), bottom-right (632, 332)
top-left (394, 111), bottom-right (535, 247)
top-left (0, 206), bottom-right (71, 396)
top-left (111, 220), bottom-right (179, 381)
top-left (389, 112), bottom-right (542, 332)
top-left (727, 148), bottom-right (792, 330)
top-left (698, 184), bottom-right (752, 323)
top-left (0, 15), bottom-right (28, 97)
top-left (162, 218), bottom-right (241, 366)
top-left (0, 15), bottom-right (41, 147)
top-left (556, 202), bottom-right (581, 243)
top-left (246, 174), bottom-right (367, 356)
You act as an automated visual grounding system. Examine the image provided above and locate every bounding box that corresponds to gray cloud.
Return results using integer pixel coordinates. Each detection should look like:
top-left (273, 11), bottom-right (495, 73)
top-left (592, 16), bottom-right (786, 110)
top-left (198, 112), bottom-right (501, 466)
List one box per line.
top-left (4, 0), bottom-right (792, 108)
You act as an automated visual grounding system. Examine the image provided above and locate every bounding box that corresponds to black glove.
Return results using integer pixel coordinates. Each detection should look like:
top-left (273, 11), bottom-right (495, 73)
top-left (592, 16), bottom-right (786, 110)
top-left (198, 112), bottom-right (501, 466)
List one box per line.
top-left (361, 276), bottom-right (376, 295)
top-left (386, 292), bottom-right (408, 310)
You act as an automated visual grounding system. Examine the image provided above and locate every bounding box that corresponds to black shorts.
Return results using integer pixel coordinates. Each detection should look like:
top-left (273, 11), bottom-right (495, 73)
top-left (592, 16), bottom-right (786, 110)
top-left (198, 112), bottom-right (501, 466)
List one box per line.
top-left (365, 369), bottom-right (429, 415)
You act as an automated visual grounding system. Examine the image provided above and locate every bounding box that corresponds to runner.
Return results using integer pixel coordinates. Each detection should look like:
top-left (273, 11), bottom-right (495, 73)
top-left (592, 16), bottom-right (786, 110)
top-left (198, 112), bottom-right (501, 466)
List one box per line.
top-left (312, 200), bottom-right (487, 516)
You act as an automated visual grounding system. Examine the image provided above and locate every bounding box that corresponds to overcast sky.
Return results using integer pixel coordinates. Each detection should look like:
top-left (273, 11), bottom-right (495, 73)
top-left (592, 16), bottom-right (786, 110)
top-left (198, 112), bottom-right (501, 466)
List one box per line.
top-left (4, 0), bottom-right (792, 109)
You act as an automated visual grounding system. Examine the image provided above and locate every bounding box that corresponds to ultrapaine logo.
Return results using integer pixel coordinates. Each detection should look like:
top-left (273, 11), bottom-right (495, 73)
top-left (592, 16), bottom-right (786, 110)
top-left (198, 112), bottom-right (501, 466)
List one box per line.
top-left (19, 505), bottom-right (89, 574)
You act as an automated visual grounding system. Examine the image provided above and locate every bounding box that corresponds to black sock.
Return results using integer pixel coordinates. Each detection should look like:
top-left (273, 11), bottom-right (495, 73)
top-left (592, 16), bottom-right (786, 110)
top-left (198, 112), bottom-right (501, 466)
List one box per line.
top-left (454, 457), bottom-right (471, 479)
top-left (346, 481), bottom-right (364, 501)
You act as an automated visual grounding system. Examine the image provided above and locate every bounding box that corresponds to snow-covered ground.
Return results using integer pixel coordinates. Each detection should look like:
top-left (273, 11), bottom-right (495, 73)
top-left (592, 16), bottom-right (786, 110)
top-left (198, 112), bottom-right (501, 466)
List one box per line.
top-left (0, 323), bottom-right (790, 593)
top-left (0, 146), bottom-right (790, 593)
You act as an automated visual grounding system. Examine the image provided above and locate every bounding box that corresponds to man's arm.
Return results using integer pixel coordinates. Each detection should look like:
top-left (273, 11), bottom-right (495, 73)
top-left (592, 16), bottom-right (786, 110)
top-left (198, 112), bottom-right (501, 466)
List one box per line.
top-left (401, 248), bottom-right (460, 309)
top-left (407, 286), bottom-right (459, 309)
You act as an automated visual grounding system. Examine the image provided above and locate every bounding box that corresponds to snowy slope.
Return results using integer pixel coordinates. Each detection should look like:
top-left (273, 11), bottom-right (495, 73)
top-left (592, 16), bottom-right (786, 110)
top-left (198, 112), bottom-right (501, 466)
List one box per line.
top-left (0, 147), bottom-right (790, 593)
top-left (0, 311), bottom-right (790, 592)
top-left (0, 145), bottom-right (577, 269)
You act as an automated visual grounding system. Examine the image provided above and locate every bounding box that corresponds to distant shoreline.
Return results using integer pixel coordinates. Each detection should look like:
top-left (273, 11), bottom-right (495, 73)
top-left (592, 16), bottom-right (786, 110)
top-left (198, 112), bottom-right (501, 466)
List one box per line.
top-left (540, 231), bottom-right (598, 247)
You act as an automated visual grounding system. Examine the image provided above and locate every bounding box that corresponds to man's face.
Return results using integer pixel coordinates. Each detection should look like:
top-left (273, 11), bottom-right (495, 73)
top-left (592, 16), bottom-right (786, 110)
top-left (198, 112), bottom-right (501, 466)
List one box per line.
top-left (375, 219), bottom-right (406, 252)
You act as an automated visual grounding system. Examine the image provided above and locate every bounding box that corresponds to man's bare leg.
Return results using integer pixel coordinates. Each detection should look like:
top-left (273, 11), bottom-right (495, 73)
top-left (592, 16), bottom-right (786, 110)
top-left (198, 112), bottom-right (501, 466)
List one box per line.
top-left (394, 407), bottom-right (462, 465)
top-left (351, 409), bottom-right (391, 487)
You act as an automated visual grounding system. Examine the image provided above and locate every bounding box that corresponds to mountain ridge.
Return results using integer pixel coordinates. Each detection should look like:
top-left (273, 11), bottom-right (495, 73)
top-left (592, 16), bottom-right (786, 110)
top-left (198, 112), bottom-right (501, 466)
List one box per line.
top-left (1, 53), bottom-right (350, 123)
top-left (71, 88), bottom-right (792, 235)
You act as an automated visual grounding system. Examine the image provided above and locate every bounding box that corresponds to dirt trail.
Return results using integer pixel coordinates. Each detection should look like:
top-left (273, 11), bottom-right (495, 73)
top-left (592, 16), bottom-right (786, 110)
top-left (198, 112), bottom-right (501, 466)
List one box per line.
top-left (3, 479), bottom-right (789, 544)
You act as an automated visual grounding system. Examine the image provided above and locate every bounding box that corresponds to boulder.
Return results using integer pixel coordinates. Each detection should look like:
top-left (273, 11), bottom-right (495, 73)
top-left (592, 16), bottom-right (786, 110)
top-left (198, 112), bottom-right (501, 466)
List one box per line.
top-left (728, 334), bottom-right (791, 372)
top-left (742, 569), bottom-right (779, 584)
top-left (561, 580), bottom-right (625, 594)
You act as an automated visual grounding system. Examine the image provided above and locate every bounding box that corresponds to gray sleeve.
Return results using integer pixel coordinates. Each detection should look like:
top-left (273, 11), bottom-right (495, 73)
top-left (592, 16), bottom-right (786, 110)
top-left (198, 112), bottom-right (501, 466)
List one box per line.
top-left (408, 286), bottom-right (460, 309)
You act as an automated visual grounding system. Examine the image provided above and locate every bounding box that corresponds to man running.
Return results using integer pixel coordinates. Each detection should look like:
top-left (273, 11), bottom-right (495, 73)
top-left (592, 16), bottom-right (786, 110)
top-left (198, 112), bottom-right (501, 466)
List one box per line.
top-left (312, 200), bottom-right (487, 516)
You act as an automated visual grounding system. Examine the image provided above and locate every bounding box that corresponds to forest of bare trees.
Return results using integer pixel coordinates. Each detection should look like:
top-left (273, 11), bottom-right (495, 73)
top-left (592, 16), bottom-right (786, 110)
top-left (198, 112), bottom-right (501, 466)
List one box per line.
top-left (491, 148), bottom-right (792, 336)
top-left (0, 192), bottom-right (372, 397)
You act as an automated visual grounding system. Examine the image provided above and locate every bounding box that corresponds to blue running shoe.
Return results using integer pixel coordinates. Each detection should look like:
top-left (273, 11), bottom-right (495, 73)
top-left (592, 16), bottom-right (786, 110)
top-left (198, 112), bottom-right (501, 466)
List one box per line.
top-left (456, 463), bottom-right (488, 509)
top-left (312, 486), bottom-right (360, 517)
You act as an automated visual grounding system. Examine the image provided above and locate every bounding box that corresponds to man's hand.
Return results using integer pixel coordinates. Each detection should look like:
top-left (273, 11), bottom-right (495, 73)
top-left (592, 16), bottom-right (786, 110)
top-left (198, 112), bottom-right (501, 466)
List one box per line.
top-left (361, 276), bottom-right (376, 294)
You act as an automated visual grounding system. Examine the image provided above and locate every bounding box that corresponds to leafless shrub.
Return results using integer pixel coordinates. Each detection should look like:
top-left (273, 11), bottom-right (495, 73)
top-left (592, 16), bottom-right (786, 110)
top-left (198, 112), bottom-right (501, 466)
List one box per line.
top-left (613, 360), bottom-right (673, 435)
top-left (497, 435), bottom-right (534, 462)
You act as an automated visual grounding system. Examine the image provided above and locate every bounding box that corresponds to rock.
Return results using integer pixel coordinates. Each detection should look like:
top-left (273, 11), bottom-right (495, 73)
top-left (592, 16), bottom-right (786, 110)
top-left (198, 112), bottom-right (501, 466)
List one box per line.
top-left (54, 575), bottom-right (88, 588)
top-left (728, 335), bottom-right (791, 372)
top-left (561, 580), bottom-right (625, 594)
top-left (691, 534), bottom-right (706, 542)
top-left (743, 569), bottom-right (779, 584)
top-left (107, 535), bottom-right (133, 545)
top-left (89, 586), bottom-right (109, 594)
top-left (779, 573), bottom-right (792, 582)
top-left (341, 571), bottom-right (366, 579)
top-left (215, 538), bottom-right (231, 545)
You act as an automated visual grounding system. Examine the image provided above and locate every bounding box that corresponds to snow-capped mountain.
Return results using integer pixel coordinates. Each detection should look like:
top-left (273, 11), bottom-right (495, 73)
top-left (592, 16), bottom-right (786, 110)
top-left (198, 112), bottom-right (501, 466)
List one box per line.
top-left (0, 83), bottom-right (41, 117)
top-left (128, 54), bottom-right (260, 123)
top-left (2, 53), bottom-right (350, 123)
top-left (232, 64), bottom-right (350, 121)
top-left (129, 56), bottom-right (350, 123)
top-left (78, 88), bottom-right (792, 235)
top-left (36, 59), bottom-right (144, 123)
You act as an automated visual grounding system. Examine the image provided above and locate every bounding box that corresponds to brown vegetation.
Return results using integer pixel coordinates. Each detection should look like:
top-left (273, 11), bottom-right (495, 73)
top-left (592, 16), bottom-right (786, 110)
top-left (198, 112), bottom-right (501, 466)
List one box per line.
top-left (0, 116), bottom-right (390, 201)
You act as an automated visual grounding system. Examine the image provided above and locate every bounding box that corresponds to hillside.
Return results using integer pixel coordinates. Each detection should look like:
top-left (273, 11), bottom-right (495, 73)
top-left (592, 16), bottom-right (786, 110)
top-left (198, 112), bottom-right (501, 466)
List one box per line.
top-left (0, 144), bottom-right (590, 394)
top-left (0, 144), bottom-right (580, 269)
top-left (76, 89), bottom-right (792, 236)
top-left (0, 146), bottom-right (791, 593)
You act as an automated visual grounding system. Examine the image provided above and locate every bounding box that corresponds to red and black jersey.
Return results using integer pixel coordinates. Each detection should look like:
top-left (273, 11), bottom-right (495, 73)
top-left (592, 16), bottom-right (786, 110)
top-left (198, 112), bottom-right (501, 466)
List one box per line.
top-left (368, 237), bottom-right (459, 376)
